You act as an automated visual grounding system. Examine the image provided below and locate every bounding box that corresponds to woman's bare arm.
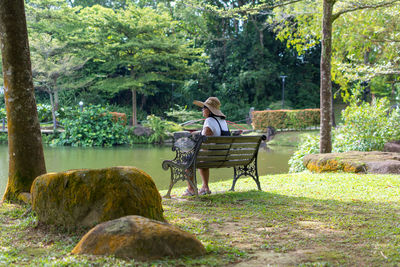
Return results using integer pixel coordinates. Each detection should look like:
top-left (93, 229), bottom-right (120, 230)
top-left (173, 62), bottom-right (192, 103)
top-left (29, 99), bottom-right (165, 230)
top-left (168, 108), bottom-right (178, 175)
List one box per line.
top-left (204, 127), bottom-right (213, 136)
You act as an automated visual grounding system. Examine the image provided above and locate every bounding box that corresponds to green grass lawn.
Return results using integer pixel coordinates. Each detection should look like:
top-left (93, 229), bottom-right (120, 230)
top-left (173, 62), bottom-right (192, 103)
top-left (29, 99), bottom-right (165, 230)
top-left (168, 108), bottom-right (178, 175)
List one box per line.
top-left (1, 172), bottom-right (399, 266)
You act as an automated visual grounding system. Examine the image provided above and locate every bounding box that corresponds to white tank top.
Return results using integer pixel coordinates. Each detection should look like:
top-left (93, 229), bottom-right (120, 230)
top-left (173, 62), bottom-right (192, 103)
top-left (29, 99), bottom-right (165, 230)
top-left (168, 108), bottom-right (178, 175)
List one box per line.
top-left (202, 117), bottom-right (229, 136)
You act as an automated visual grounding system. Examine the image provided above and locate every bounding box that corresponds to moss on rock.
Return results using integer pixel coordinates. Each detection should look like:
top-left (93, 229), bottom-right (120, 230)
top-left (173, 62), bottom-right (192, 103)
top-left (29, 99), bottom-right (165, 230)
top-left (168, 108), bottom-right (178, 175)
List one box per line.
top-left (31, 166), bottom-right (165, 230)
top-left (303, 151), bottom-right (400, 174)
top-left (71, 215), bottom-right (206, 261)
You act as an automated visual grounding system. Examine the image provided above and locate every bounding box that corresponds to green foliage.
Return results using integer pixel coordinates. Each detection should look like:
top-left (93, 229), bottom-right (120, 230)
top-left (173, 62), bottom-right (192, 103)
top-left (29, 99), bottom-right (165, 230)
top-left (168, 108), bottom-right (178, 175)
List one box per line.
top-left (0, 133), bottom-right (7, 144)
top-left (144, 115), bottom-right (182, 143)
top-left (36, 104), bottom-right (53, 123)
top-left (268, 100), bottom-right (293, 110)
top-left (288, 134), bottom-right (320, 173)
top-left (334, 98), bottom-right (400, 152)
top-left (165, 105), bottom-right (202, 123)
top-left (53, 105), bottom-right (131, 147)
top-left (132, 115), bottom-right (183, 144)
top-left (0, 107), bottom-right (5, 120)
top-left (252, 109), bottom-right (320, 131)
top-left (36, 104), bottom-right (67, 123)
top-left (289, 98), bottom-right (400, 172)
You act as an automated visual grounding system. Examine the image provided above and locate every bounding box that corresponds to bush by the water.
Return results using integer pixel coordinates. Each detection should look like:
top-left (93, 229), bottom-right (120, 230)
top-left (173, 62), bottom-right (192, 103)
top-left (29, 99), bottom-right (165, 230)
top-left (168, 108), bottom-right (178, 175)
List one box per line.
top-left (132, 115), bottom-right (182, 144)
top-left (289, 98), bottom-right (400, 172)
top-left (334, 98), bottom-right (400, 152)
top-left (36, 104), bottom-right (67, 123)
top-left (52, 105), bottom-right (131, 147)
top-left (288, 134), bottom-right (320, 173)
top-left (252, 109), bottom-right (320, 131)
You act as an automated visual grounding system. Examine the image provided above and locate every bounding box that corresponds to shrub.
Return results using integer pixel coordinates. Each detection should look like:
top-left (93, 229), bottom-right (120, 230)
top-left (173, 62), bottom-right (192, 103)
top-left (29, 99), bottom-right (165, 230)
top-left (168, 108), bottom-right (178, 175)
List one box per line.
top-left (288, 134), bottom-right (320, 173)
top-left (52, 105), bottom-right (131, 147)
top-left (131, 115), bottom-right (183, 144)
top-left (334, 98), bottom-right (400, 152)
top-left (288, 98), bottom-right (400, 172)
top-left (36, 104), bottom-right (67, 123)
top-left (0, 107), bottom-right (6, 121)
top-left (0, 132), bottom-right (7, 144)
top-left (252, 109), bottom-right (320, 131)
top-left (36, 104), bottom-right (53, 123)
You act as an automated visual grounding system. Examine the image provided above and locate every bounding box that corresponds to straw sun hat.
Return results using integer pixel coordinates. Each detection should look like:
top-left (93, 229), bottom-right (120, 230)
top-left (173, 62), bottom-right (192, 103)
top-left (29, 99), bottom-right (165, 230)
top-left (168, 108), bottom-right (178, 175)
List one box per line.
top-left (193, 97), bottom-right (226, 118)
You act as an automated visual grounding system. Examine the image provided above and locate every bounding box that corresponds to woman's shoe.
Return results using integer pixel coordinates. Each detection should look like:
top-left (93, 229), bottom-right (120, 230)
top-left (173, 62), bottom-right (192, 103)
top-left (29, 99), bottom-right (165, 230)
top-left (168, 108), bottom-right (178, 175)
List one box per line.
top-left (199, 188), bottom-right (211, 195)
top-left (182, 189), bottom-right (196, 196)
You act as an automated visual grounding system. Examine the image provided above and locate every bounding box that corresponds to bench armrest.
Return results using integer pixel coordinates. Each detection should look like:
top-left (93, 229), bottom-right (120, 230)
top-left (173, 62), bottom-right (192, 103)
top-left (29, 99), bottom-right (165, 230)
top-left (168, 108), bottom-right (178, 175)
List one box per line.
top-left (162, 145), bottom-right (195, 170)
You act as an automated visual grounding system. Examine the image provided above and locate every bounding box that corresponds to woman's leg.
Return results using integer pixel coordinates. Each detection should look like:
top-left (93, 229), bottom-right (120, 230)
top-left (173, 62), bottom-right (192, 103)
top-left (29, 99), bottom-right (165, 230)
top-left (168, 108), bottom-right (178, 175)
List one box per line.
top-left (183, 169), bottom-right (196, 196)
top-left (199, 168), bottom-right (210, 191)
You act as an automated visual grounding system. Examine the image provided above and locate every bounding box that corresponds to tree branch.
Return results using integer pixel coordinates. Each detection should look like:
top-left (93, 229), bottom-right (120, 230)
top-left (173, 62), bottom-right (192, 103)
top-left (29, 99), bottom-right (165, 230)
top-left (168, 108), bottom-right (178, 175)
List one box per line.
top-left (333, 0), bottom-right (400, 21)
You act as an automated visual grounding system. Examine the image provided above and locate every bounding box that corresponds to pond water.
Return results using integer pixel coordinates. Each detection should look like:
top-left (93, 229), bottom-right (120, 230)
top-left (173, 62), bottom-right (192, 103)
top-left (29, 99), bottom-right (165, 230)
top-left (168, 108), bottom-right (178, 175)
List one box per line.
top-left (0, 143), bottom-right (295, 197)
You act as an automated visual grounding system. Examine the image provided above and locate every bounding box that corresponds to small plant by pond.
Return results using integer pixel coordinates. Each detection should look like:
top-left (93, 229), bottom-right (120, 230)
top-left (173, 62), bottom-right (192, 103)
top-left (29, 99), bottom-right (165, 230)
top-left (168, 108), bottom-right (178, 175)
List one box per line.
top-left (50, 105), bottom-right (131, 147)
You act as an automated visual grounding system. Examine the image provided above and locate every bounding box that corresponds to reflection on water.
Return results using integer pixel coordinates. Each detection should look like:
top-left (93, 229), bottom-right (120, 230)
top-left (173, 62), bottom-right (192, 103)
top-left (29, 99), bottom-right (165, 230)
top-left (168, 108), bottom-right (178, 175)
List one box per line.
top-left (0, 143), bottom-right (294, 197)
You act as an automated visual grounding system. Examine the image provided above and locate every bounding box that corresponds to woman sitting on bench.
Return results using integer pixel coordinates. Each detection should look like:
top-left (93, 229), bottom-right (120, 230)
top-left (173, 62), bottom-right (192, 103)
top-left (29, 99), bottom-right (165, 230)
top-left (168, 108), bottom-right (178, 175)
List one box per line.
top-left (183, 97), bottom-right (230, 196)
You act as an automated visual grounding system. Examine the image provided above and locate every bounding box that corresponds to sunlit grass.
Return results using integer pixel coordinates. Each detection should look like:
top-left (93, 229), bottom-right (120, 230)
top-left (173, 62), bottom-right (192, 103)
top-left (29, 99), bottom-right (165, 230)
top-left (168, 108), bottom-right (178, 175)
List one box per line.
top-left (1, 172), bottom-right (399, 266)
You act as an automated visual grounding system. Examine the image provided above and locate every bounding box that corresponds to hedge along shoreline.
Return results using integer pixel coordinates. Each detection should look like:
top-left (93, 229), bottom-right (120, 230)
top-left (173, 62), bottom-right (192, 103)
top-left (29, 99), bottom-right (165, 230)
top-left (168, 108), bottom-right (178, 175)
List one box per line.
top-left (251, 109), bottom-right (320, 131)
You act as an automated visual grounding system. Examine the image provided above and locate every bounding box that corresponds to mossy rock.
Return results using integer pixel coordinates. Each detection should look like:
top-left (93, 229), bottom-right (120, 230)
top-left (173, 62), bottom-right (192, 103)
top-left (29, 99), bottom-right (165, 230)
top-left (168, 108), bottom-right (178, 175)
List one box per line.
top-left (304, 151), bottom-right (400, 174)
top-left (72, 215), bottom-right (206, 261)
top-left (31, 166), bottom-right (165, 230)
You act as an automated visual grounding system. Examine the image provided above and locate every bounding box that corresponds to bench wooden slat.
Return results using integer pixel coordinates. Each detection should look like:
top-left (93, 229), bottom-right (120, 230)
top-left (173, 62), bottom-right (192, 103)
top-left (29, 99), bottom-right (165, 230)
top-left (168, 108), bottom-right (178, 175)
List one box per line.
top-left (197, 148), bottom-right (256, 156)
top-left (197, 159), bottom-right (253, 168)
top-left (197, 150), bottom-right (229, 156)
top-left (196, 154), bottom-right (255, 162)
top-left (204, 136), bottom-right (263, 144)
top-left (200, 143), bottom-right (259, 150)
top-left (228, 148), bottom-right (258, 154)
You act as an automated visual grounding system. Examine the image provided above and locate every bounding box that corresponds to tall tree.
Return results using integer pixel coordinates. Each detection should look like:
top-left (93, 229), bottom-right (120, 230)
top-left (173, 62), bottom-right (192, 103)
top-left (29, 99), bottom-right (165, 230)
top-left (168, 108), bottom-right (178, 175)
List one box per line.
top-left (79, 4), bottom-right (204, 125)
top-left (30, 32), bottom-right (86, 129)
top-left (271, 0), bottom-right (400, 152)
top-left (0, 0), bottom-right (46, 202)
top-left (320, 0), bottom-right (334, 153)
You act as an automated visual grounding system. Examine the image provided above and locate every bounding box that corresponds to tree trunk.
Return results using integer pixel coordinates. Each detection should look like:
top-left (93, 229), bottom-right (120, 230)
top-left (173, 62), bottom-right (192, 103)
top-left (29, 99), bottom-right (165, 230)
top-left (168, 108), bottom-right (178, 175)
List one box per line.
top-left (49, 91), bottom-right (57, 131)
top-left (319, 0), bottom-right (334, 153)
top-left (132, 89), bottom-right (137, 125)
top-left (0, 0), bottom-right (46, 202)
top-left (54, 90), bottom-right (59, 111)
top-left (140, 94), bottom-right (147, 109)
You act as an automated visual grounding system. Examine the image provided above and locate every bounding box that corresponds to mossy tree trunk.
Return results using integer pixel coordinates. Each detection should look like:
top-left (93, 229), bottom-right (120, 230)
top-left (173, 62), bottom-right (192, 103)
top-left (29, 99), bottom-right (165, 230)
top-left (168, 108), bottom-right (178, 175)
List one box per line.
top-left (319, 0), bottom-right (334, 154)
top-left (0, 0), bottom-right (46, 202)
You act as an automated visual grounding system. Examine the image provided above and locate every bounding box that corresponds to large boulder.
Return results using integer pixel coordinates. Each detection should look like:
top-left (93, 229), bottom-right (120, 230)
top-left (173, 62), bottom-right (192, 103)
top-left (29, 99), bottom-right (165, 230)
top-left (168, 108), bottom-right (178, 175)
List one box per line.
top-left (71, 215), bottom-right (206, 261)
top-left (384, 141), bottom-right (400, 153)
top-left (173, 131), bottom-right (192, 141)
top-left (304, 151), bottom-right (400, 174)
top-left (133, 125), bottom-right (153, 137)
top-left (31, 167), bottom-right (165, 230)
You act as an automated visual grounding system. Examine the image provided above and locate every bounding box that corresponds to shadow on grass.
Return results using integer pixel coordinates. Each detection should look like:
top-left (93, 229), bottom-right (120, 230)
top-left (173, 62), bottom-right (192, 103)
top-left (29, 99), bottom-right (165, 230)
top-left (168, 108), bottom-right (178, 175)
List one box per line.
top-left (163, 190), bottom-right (400, 265)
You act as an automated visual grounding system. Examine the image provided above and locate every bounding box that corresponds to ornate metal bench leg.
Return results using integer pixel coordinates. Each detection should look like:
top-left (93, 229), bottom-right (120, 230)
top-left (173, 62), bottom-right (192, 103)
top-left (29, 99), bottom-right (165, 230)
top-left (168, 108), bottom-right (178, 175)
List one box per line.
top-left (254, 176), bottom-right (261, 190)
top-left (165, 168), bottom-right (176, 198)
top-left (254, 158), bottom-right (262, 190)
top-left (186, 166), bottom-right (198, 197)
top-left (230, 167), bottom-right (238, 191)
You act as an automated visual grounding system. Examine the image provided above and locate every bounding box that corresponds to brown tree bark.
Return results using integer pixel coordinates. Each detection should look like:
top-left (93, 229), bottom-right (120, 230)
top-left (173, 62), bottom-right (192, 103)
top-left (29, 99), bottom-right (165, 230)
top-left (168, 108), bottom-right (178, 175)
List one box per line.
top-left (319, 0), bottom-right (334, 153)
top-left (132, 89), bottom-right (137, 125)
top-left (0, 0), bottom-right (46, 202)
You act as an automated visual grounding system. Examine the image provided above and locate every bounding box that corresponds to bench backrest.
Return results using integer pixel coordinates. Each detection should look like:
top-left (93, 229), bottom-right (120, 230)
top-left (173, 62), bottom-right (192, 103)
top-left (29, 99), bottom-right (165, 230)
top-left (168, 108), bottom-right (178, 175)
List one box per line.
top-left (194, 135), bottom-right (266, 169)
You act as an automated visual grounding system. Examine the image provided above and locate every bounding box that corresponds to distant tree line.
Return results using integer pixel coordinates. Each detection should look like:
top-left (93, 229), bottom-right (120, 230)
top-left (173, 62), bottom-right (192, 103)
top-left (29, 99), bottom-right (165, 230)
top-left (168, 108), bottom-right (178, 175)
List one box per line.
top-left (0, 0), bottom-right (321, 123)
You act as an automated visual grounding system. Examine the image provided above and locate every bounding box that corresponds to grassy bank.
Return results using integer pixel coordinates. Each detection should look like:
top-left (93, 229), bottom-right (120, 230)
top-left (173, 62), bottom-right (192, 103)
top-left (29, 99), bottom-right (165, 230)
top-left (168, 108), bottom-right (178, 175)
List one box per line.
top-left (1, 172), bottom-right (400, 266)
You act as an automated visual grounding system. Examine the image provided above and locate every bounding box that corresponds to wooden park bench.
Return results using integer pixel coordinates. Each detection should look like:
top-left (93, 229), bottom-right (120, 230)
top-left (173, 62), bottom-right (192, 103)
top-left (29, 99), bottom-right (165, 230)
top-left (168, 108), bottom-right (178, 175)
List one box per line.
top-left (162, 135), bottom-right (267, 197)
